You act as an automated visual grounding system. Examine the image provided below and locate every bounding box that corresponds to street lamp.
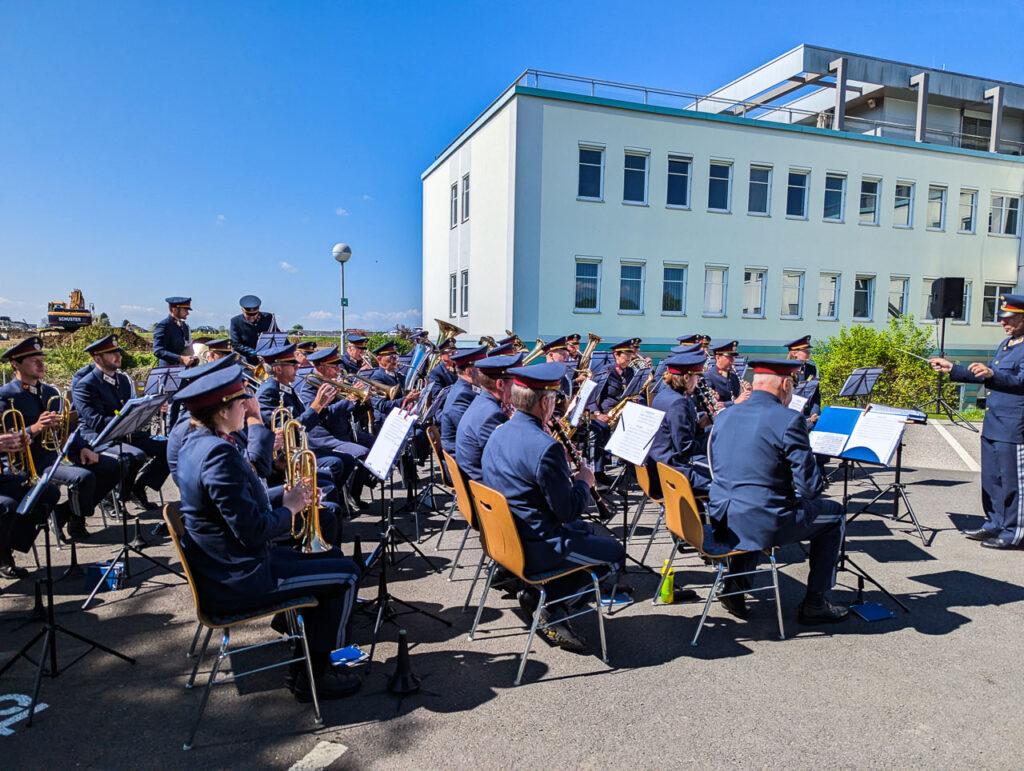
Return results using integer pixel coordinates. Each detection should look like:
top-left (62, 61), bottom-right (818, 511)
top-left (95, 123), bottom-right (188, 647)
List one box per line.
top-left (332, 243), bottom-right (352, 348)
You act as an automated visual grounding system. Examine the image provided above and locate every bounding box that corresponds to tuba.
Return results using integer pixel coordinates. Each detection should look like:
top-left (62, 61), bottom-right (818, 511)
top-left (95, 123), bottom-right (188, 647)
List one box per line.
top-left (1, 408), bottom-right (39, 484)
top-left (41, 390), bottom-right (73, 452)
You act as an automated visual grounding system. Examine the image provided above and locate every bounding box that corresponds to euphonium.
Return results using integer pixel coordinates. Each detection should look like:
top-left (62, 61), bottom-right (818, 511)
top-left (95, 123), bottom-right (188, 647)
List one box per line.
top-left (1, 408), bottom-right (39, 484)
top-left (505, 329), bottom-right (527, 353)
top-left (522, 338), bottom-right (546, 365)
top-left (575, 332), bottom-right (602, 377)
top-left (41, 390), bottom-right (72, 452)
top-left (478, 335), bottom-right (497, 350)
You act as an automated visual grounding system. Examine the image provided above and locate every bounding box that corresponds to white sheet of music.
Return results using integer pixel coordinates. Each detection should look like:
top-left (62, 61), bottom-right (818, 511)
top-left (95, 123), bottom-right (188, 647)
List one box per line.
top-left (570, 379), bottom-right (599, 427)
top-left (788, 394), bottom-right (808, 412)
top-left (364, 409), bottom-right (417, 480)
top-left (845, 410), bottom-right (905, 465)
top-left (809, 431), bottom-right (847, 456)
top-left (606, 402), bottom-right (665, 465)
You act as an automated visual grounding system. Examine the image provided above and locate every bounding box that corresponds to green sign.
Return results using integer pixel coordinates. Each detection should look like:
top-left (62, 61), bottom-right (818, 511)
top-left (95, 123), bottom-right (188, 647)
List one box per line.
top-left (341, 298), bottom-right (349, 307)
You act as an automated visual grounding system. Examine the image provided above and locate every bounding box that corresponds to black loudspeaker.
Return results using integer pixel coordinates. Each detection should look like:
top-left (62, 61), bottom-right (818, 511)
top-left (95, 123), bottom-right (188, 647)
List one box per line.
top-left (929, 277), bottom-right (965, 318)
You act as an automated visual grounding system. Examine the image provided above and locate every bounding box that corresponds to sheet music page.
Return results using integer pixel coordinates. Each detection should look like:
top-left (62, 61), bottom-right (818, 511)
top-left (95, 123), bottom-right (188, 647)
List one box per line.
top-left (570, 379), bottom-right (599, 427)
top-left (845, 410), bottom-right (905, 465)
top-left (364, 409), bottom-right (417, 480)
top-left (809, 431), bottom-right (848, 456)
top-left (788, 394), bottom-right (808, 413)
top-left (605, 401), bottom-right (665, 465)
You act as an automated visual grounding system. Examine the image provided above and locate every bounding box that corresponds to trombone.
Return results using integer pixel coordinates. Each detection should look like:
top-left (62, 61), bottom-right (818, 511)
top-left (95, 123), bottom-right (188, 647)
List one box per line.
top-left (1, 408), bottom-right (39, 484)
top-left (41, 389), bottom-right (73, 452)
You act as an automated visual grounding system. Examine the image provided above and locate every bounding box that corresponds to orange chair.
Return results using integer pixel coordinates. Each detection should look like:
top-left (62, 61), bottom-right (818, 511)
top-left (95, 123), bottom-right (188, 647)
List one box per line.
top-left (441, 450), bottom-right (490, 609)
top-left (425, 425), bottom-right (459, 547)
top-left (466, 480), bottom-right (610, 685)
top-left (654, 463), bottom-right (784, 645)
top-left (163, 503), bottom-right (322, 750)
top-left (628, 463), bottom-right (666, 564)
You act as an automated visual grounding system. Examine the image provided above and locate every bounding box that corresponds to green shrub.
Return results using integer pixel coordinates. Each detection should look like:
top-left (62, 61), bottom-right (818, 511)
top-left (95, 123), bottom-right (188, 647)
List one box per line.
top-left (815, 316), bottom-right (957, 409)
top-left (365, 332), bottom-right (413, 356)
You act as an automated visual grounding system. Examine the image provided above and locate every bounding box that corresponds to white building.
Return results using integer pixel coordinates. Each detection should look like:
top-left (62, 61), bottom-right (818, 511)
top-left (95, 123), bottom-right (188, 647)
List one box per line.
top-left (422, 45), bottom-right (1024, 355)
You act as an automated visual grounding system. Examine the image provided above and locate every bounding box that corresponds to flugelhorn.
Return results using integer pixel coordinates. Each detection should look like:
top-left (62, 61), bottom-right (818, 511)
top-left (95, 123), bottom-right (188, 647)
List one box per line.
top-left (575, 332), bottom-right (602, 377)
top-left (282, 419), bottom-right (325, 552)
top-left (41, 389), bottom-right (73, 452)
top-left (1, 408), bottom-right (39, 484)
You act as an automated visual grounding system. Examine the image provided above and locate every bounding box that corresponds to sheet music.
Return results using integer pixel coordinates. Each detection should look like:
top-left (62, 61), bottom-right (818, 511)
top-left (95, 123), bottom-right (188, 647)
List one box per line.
top-left (570, 379), bottom-right (599, 427)
top-left (845, 410), bottom-right (905, 465)
top-left (788, 394), bottom-right (808, 413)
top-left (809, 431), bottom-right (847, 456)
top-left (363, 409), bottom-right (417, 480)
top-left (867, 403), bottom-right (926, 423)
top-left (605, 402), bottom-right (665, 465)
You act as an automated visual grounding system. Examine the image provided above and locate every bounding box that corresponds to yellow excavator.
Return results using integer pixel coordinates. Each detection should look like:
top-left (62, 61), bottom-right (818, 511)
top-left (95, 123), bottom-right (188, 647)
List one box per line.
top-left (47, 289), bottom-right (93, 330)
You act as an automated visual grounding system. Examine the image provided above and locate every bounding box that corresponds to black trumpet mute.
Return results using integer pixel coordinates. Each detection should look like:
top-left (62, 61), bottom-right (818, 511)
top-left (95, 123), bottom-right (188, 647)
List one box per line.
top-left (387, 629), bottom-right (421, 695)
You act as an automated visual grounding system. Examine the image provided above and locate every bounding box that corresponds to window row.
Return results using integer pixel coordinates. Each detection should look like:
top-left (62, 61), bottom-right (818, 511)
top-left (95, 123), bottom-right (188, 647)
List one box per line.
top-left (576, 146), bottom-right (1021, 236)
top-left (573, 258), bottom-right (1014, 324)
top-left (450, 174), bottom-right (470, 228)
top-left (448, 270), bottom-right (469, 317)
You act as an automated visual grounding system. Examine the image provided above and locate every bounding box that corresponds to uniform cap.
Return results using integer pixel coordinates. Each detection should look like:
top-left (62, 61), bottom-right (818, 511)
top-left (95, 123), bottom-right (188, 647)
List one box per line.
top-left (998, 294), bottom-right (1024, 319)
top-left (308, 346), bottom-right (341, 366)
top-left (476, 353), bottom-right (524, 374)
top-left (174, 365), bottom-right (247, 408)
top-left (542, 336), bottom-right (568, 353)
top-left (206, 338), bottom-right (232, 352)
top-left (712, 340), bottom-right (738, 356)
top-left (676, 334), bottom-right (699, 344)
top-left (609, 338), bottom-right (637, 353)
top-left (748, 359), bottom-right (803, 376)
top-left (663, 352), bottom-right (707, 374)
top-left (2, 336), bottom-right (44, 362)
top-left (373, 341), bottom-right (399, 356)
top-left (262, 343), bottom-right (298, 364)
top-left (179, 353), bottom-right (239, 384)
top-left (165, 296), bottom-right (192, 309)
top-left (566, 333), bottom-right (581, 343)
top-left (85, 334), bottom-right (123, 356)
top-left (451, 345), bottom-right (488, 366)
top-left (345, 333), bottom-right (367, 347)
top-left (785, 335), bottom-right (812, 351)
top-left (487, 342), bottom-right (515, 356)
top-left (508, 362), bottom-right (567, 390)
top-left (296, 341), bottom-right (317, 352)
top-left (239, 294), bottom-right (261, 310)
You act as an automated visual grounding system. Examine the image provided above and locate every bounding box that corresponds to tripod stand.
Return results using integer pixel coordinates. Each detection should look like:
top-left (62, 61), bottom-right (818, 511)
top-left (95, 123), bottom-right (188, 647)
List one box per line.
top-left (0, 438), bottom-right (136, 727)
top-left (851, 442), bottom-right (928, 545)
top-left (917, 316), bottom-right (977, 431)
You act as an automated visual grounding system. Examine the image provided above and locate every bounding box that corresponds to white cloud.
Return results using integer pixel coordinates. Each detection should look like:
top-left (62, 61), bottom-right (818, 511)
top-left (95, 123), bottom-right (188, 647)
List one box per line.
top-left (335, 207), bottom-right (349, 217)
top-left (351, 309), bottom-right (422, 326)
top-left (361, 194), bottom-right (373, 201)
top-left (0, 296), bottom-right (9, 305)
top-left (306, 310), bottom-right (335, 320)
top-left (216, 214), bottom-right (226, 225)
top-left (279, 261), bottom-right (298, 274)
top-left (120, 304), bottom-right (156, 313)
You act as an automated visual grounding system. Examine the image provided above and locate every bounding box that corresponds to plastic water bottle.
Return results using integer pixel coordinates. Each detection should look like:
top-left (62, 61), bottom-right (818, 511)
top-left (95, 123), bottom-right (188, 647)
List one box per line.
top-left (660, 559), bottom-right (675, 604)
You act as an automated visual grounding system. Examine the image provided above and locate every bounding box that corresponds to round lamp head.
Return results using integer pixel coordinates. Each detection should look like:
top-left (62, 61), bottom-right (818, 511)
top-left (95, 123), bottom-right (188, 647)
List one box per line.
top-left (332, 243), bottom-right (352, 264)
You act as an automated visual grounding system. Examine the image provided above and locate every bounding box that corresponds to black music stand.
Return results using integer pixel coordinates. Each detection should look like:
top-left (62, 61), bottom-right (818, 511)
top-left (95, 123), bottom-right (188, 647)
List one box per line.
top-left (410, 385), bottom-right (449, 515)
top-left (255, 332), bottom-right (290, 357)
top-left (143, 365), bottom-right (184, 434)
top-left (829, 367), bottom-right (885, 491)
top-left (0, 431), bottom-right (135, 726)
top-left (917, 316), bottom-right (977, 431)
top-left (83, 395), bottom-right (185, 609)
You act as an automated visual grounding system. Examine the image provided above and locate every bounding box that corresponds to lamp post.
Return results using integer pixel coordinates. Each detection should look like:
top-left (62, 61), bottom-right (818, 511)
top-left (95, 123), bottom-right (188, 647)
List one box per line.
top-left (332, 243), bottom-right (352, 349)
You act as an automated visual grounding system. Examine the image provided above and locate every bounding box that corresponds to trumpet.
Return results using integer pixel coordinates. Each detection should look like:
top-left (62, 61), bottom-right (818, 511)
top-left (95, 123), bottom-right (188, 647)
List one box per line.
top-left (348, 373), bottom-right (400, 401)
top-left (1, 408), bottom-right (39, 484)
top-left (522, 338), bottom-right (546, 365)
top-left (41, 390), bottom-right (73, 452)
top-left (282, 419), bottom-right (325, 552)
top-left (305, 372), bottom-right (371, 403)
top-left (243, 361), bottom-right (270, 384)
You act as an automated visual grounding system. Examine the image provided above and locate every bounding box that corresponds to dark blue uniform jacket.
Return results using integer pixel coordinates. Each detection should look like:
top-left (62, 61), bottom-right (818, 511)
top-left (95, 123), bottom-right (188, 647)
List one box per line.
top-left (72, 366), bottom-right (134, 444)
top-left (256, 378), bottom-right (319, 432)
top-left (0, 379), bottom-right (88, 465)
top-left (152, 315), bottom-right (191, 365)
top-left (455, 391), bottom-right (507, 482)
top-left (440, 377), bottom-right (476, 455)
top-left (704, 367), bottom-right (741, 407)
top-left (950, 335), bottom-right (1024, 443)
top-left (229, 311), bottom-right (275, 363)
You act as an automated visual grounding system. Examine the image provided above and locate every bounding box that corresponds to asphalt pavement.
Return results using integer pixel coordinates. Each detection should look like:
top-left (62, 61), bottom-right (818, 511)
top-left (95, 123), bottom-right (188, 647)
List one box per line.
top-left (1, 417), bottom-right (1021, 769)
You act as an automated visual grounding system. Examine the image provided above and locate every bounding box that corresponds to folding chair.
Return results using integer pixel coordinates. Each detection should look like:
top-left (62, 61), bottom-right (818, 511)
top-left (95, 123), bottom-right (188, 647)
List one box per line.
top-left (654, 462), bottom-right (784, 646)
top-left (162, 503), bottom-right (322, 750)
top-left (466, 480), bottom-right (610, 686)
top-left (423, 425), bottom-right (456, 545)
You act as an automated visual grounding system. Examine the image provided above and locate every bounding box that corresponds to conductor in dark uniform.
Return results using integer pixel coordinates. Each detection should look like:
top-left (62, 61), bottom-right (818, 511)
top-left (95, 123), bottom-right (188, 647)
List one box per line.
top-left (932, 294), bottom-right (1024, 549)
top-left (175, 365), bottom-right (361, 700)
top-left (152, 296), bottom-right (194, 367)
top-left (481, 362), bottom-right (625, 650)
top-left (230, 294), bottom-right (277, 365)
top-left (439, 345), bottom-right (487, 455)
top-left (708, 359), bottom-right (847, 623)
top-left (455, 353), bottom-right (522, 482)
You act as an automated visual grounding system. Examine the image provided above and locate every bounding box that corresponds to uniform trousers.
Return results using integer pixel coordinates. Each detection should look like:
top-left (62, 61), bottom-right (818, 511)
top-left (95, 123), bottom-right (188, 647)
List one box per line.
top-left (0, 475), bottom-right (58, 554)
top-left (52, 455), bottom-right (121, 517)
top-left (522, 520), bottom-right (625, 605)
top-left (102, 432), bottom-right (169, 492)
top-left (980, 437), bottom-right (1024, 544)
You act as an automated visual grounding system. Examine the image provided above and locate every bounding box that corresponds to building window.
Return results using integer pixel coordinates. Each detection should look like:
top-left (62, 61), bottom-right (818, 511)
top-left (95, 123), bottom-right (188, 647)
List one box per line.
top-left (952, 281), bottom-right (972, 323)
top-left (888, 276), bottom-right (909, 317)
top-left (781, 270), bottom-right (804, 319)
top-left (853, 275), bottom-right (875, 320)
top-left (619, 263), bottom-right (645, 313)
top-left (666, 155), bottom-right (691, 207)
top-left (707, 161), bottom-right (732, 212)
top-left (578, 146), bottom-right (604, 200)
top-left (927, 186), bottom-right (947, 230)
top-left (920, 279), bottom-right (937, 322)
top-left (959, 189), bottom-right (977, 233)
top-left (747, 165), bottom-right (771, 215)
top-left (989, 194), bottom-right (1021, 236)
top-left (461, 174), bottom-right (470, 222)
top-left (623, 152), bottom-right (648, 204)
top-left (894, 183), bottom-right (914, 228)
top-left (449, 274), bottom-right (457, 317)
top-left (962, 116), bottom-right (991, 152)
top-left (662, 264), bottom-right (687, 314)
top-left (817, 273), bottom-right (840, 320)
top-left (460, 270), bottom-right (469, 316)
top-left (823, 174), bottom-right (846, 222)
top-left (574, 259), bottom-right (601, 312)
top-left (450, 184), bottom-right (458, 228)
top-left (742, 269), bottom-right (766, 317)
top-left (703, 266), bottom-right (728, 316)
top-left (786, 170), bottom-right (809, 218)
top-left (983, 283), bottom-right (1016, 322)
top-left (859, 178), bottom-right (880, 225)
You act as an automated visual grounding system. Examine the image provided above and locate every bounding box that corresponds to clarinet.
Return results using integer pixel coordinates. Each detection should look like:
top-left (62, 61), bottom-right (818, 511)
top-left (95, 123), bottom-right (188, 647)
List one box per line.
top-left (549, 419), bottom-right (614, 521)
top-left (694, 377), bottom-right (720, 420)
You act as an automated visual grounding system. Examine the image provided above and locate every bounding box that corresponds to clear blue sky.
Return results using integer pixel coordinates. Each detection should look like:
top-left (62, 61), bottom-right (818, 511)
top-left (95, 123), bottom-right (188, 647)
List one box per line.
top-left (2, 1), bottom-right (1022, 331)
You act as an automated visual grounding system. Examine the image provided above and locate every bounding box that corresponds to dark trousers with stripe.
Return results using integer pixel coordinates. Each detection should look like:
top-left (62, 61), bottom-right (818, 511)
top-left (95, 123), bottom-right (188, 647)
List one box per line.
top-left (980, 437), bottom-right (1024, 544)
top-left (524, 521), bottom-right (625, 605)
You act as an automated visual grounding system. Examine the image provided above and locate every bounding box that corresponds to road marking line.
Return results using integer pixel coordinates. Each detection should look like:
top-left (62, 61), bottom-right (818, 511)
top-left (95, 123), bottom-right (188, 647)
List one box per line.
top-left (932, 422), bottom-right (981, 472)
top-left (289, 741), bottom-right (348, 771)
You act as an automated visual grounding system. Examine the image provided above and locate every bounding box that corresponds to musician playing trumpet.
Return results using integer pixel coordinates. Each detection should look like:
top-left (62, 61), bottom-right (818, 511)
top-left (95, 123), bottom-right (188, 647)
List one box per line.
top-left (703, 340), bottom-right (751, 410)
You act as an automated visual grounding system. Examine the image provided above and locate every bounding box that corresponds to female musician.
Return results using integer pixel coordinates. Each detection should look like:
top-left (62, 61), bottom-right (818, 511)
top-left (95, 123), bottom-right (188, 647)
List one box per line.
top-left (175, 365), bottom-right (361, 701)
top-left (646, 352), bottom-right (713, 499)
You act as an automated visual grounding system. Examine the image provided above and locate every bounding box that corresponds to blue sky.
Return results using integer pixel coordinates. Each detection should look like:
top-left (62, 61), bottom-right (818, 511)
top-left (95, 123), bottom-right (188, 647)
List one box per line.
top-left (2, 1), bottom-right (1023, 331)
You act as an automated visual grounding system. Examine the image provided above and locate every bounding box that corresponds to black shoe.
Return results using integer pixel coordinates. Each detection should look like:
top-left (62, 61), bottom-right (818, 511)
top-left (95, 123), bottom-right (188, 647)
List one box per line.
top-left (798, 597), bottom-right (850, 624)
top-left (719, 592), bottom-right (750, 619)
top-left (67, 516), bottom-right (89, 540)
top-left (132, 485), bottom-right (157, 510)
top-left (517, 588), bottom-right (539, 617)
top-left (289, 666), bottom-right (362, 702)
top-left (0, 554), bottom-right (28, 580)
top-left (964, 527), bottom-right (995, 541)
top-left (981, 536), bottom-right (1016, 550)
top-left (538, 606), bottom-right (586, 652)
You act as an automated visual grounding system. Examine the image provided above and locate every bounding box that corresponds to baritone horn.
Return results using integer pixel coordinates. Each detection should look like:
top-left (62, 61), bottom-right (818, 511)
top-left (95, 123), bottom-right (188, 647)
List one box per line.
top-left (575, 332), bottom-right (602, 377)
top-left (283, 419), bottom-right (325, 552)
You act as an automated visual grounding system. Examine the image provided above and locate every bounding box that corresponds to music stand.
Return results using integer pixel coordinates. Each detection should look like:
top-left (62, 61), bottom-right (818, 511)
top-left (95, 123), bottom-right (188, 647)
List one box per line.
top-left (83, 395), bottom-right (185, 609)
top-left (839, 367), bottom-right (884, 406)
top-left (0, 431), bottom-right (135, 727)
top-left (255, 332), bottom-right (290, 356)
top-left (144, 365), bottom-right (184, 434)
top-left (917, 316), bottom-right (978, 431)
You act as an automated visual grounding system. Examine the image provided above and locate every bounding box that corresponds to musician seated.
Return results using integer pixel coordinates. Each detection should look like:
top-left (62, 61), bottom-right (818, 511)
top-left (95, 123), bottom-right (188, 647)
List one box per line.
top-left (427, 338), bottom-right (458, 389)
top-left (339, 333), bottom-right (370, 375)
top-left (440, 346), bottom-right (487, 456)
top-left (650, 341), bottom-right (703, 400)
top-left (72, 334), bottom-right (170, 510)
top-left (590, 338), bottom-right (640, 483)
top-left (0, 337), bottom-right (120, 541)
top-left (0, 434), bottom-right (59, 579)
top-left (707, 359), bottom-right (847, 624)
top-left (230, 294), bottom-right (277, 365)
top-left (175, 365), bottom-right (361, 700)
top-left (703, 340), bottom-right (750, 410)
top-left (646, 352), bottom-right (712, 499)
top-left (455, 353), bottom-right (522, 482)
top-left (152, 296), bottom-right (195, 367)
top-left (564, 333), bottom-right (581, 367)
top-left (294, 340), bottom-right (317, 370)
top-left (368, 341), bottom-right (425, 487)
top-left (482, 362), bottom-right (625, 651)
